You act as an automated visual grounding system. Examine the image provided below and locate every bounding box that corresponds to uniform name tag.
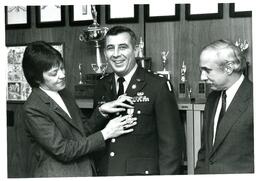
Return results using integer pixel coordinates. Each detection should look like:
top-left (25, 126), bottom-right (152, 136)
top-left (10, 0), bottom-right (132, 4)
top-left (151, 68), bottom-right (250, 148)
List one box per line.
top-left (132, 92), bottom-right (150, 103)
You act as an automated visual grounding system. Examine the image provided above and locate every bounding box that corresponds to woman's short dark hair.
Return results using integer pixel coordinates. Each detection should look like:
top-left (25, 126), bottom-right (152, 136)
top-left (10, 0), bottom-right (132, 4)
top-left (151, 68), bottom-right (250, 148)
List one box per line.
top-left (22, 41), bottom-right (63, 88)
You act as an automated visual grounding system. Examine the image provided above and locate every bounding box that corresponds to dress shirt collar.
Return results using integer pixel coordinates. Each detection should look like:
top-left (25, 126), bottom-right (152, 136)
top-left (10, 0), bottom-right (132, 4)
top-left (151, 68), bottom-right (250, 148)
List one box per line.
top-left (39, 87), bottom-right (72, 118)
top-left (225, 74), bottom-right (244, 109)
top-left (114, 64), bottom-right (138, 93)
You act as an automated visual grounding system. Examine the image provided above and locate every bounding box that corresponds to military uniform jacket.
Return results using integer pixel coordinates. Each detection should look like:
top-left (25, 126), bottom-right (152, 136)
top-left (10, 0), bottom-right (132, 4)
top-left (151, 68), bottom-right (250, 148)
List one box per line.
top-left (23, 88), bottom-right (107, 177)
top-left (195, 78), bottom-right (254, 174)
top-left (93, 67), bottom-right (185, 176)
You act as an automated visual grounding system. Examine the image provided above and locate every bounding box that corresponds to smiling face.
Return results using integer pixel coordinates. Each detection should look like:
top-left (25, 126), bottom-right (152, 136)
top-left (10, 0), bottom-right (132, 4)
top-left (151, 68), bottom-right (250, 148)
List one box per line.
top-left (104, 32), bottom-right (137, 77)
top-left (199, 49), bottom-right (229, 91)
top-left (39, 62), bottom-right (66, 92)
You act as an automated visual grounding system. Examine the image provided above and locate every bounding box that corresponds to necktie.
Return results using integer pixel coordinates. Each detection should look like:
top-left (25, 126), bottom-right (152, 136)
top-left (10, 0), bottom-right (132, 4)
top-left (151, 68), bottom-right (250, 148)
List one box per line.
top-left (217, 90), bottom-right (226, 130)
top-left (117, 77), bottom-right (125, 96)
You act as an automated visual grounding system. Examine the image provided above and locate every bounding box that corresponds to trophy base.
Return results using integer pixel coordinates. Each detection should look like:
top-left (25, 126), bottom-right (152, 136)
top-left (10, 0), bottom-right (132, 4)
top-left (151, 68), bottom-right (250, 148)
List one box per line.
top-left (178, 82), bottom-right (187, 99)
top-left (75, 84), bottom-right (95, 99)
top-left (198, 81), bottom-right (210, 100)
top-left (91, 63), bottom-right (108, 74)
top-left (136, 57), bottom-right (152, 70)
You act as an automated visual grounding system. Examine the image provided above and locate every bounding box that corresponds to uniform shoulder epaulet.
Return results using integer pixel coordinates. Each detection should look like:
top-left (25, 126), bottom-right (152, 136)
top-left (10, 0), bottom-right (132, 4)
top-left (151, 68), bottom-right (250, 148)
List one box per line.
top-left (99, 73), bottom-right (110, 79)
top-left (166, 80), bottom-right (172, 92)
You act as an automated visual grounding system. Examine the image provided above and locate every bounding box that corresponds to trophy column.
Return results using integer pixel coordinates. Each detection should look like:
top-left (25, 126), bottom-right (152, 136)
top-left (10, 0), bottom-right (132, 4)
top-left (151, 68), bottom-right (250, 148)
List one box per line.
top-left (178, 61), bottom-right (188, 99)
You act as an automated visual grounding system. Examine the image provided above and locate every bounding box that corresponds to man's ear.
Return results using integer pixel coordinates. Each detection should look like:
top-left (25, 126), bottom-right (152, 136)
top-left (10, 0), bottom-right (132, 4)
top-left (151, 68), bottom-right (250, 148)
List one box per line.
top-left (225, 62), bottom-right (234, 75)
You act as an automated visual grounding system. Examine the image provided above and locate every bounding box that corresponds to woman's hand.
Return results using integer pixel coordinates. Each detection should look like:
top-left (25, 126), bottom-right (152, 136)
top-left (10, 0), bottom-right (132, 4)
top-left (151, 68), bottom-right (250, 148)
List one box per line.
top-left (99, 94), bottom-right (134, 115)
top-left (101, 115), bottom-right (137, 140)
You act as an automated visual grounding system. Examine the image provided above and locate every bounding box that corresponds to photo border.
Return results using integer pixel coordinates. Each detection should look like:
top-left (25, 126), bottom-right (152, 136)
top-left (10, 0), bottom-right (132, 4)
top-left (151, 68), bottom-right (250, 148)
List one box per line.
top-left (35, 5), bottom-right (65, 28)
top-left (185, 3), bottom-right (224, 21)
top-left (144, 4), bottom-right (180, 22)
top-left (5, 6), bottom-right (31, 29)
top-left (229, 3), bottom-right (252, 18)
top-left (105, 5), bottom-right (139, 24)
top-left (69, 5), bottom-right (101, 26)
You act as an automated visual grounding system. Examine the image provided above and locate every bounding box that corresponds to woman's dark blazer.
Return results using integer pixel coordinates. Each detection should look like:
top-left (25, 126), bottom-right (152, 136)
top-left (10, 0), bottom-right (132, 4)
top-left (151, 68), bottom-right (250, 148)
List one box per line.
top-left (23, 88), bottom-right (107, 177)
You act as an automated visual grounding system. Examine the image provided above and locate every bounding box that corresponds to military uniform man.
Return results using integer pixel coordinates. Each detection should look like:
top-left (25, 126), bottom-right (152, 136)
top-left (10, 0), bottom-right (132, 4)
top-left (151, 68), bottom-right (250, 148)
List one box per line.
top-left (93, 26), bottom-right (184, 176)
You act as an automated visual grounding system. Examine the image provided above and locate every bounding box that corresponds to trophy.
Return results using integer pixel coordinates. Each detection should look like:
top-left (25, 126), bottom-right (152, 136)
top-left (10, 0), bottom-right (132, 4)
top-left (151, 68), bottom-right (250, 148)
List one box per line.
top-left (235, 39), bottom-right (249, 52)
top-left (160, 51), bottom-right (169, 71)
top-left (235, 38), bottom-right (249, 77)
top-left (138, 37), bottom-right (144, 58)
top-left (178, 61), bottom-right (187, 99)
top-left (157, 50), bottom-right (171, 80)
top-left (78, 63), bottom-right (84, 84)
top-left (79, 5), bottom-right (108, 74)
top-left (180, 61), bottom-right (186, 83)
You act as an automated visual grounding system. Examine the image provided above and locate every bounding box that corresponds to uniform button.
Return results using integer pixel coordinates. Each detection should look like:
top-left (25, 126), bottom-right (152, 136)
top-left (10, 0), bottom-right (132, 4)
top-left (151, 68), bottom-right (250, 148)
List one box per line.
top-left (145, 170), bottom-right (149, 175)
top-left (137, 110), bottom-right (141, 114)
top-left (110, 152), bottom-right (115, 157)
top-left (111, 138), bottom-right (116, 143)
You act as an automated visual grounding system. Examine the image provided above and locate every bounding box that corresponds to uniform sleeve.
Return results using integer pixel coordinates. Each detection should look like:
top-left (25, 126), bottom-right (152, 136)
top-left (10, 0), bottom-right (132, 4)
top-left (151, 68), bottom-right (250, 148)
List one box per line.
top-left (155, 80), bottom-right (185, 174)
top-left (24, 105), bottom-right (106, 163)
top-left (93, 79), bottom-right (104, 109)
top-left (82, 106), bottom-right (109, 134)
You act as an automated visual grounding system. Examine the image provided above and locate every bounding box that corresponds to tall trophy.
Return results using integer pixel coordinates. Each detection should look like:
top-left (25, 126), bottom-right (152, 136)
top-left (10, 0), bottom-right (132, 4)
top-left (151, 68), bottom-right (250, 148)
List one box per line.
top-left (79, 5), bottom-right (108, 74)
top-left (138, 37), bottom-right (144, 58)
top-left (157, 51), bottom-right (171, 80)
top-left (178, 61), bottom-right (187, 99)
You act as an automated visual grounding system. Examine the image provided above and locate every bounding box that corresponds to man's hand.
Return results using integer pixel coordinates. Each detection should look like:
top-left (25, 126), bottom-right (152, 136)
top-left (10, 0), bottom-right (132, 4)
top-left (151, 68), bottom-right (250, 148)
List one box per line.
top-left (99, 94), bottom-right (134, 115)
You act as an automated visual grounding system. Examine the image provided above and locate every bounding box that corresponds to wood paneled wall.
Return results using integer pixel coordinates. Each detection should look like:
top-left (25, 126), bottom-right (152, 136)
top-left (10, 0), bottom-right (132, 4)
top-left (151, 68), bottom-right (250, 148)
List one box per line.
top-left (145, 4), bottom-right (252, 98)
top-left (5, 6), bottom-right (144, 94)
top-left (6, 4), bottom-right (252, 98)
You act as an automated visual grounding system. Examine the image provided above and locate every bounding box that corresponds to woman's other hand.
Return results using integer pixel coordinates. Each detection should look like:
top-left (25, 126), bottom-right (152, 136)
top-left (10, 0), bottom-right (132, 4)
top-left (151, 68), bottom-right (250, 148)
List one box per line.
top-left (101, 115), bottom-right (137, 140)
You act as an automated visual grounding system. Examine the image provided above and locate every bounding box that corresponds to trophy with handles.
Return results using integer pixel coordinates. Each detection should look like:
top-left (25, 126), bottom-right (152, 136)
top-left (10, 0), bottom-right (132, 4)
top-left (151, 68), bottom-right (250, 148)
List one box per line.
top-left (79, 5), bottom-right (108, 74)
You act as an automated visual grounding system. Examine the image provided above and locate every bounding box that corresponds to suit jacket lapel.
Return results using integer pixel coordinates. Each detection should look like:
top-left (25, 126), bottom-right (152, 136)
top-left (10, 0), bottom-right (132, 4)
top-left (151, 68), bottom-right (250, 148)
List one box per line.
top-left (59, 91), bottom-right (85, 135)
top-left (126, 67), bottom-right (146, 97)
top-left (211, 78), bottom-right (251, 156)
top-left (34, 88), bottom-right (84, 135)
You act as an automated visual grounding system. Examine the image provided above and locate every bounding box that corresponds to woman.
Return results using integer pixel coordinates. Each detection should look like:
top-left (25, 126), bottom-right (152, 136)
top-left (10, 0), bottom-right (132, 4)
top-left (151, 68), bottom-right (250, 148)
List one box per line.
top-left (22, 41), bottom-right (136, 177)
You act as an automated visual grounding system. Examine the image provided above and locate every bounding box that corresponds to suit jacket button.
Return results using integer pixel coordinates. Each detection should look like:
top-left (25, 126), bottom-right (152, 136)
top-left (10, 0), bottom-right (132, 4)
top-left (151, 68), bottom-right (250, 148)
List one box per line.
top-left (137, 110), bottom-right (141, 114)
top-left (111, 138), bottom-right (116, 143)
top-left (145, 170), bottom-right (149, 175)
top-left (110, 152), bottom-right (115, 157)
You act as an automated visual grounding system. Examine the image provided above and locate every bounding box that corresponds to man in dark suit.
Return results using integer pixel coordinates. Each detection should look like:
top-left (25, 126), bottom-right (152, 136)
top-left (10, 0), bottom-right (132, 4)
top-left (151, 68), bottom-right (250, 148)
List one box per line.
top-left (195, 39), bottom-right (254, 174)
top-left (93, 26), bottom-right (184, 176)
